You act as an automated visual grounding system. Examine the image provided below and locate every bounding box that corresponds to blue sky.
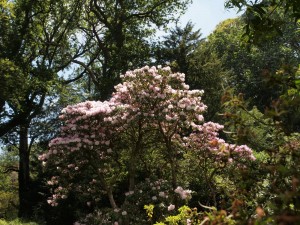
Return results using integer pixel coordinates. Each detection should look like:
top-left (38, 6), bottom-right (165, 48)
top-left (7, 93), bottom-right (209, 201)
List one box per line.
top-left (179, 0), bottom-right (241, 37)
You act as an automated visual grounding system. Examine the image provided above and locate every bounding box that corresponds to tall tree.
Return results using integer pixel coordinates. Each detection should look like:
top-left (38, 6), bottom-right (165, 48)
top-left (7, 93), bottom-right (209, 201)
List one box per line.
top-left (73, 0), bottom-right (191, 99)
top-left (203, 17), bottom-right (299, 113)
top-left (153, 22), bottom-right (227, 120)
top-left (0, 0), bottom-right (192, 218)
top-left (0, 0), bottom-right (85, 217)
top-left (187, 42), bottom-right (229, 121)
top-left (154, 21), bottom-right (202, 74)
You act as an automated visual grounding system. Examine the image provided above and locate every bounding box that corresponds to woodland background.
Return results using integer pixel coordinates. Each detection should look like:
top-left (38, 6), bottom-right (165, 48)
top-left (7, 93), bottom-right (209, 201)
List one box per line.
top-left (0, 0), bottom-right (299, 224)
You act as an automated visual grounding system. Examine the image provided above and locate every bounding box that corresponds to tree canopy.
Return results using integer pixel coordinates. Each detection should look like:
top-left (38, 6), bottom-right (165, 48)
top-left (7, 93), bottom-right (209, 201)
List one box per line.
top-left (225, 0), bottom-right (300, 43)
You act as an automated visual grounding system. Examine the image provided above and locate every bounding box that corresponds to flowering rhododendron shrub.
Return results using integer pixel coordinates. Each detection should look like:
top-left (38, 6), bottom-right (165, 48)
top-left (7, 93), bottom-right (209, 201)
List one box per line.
top-left (40, 66), bottom-right (255, 224)
top-left (185, 122), bottom-right (255, 165)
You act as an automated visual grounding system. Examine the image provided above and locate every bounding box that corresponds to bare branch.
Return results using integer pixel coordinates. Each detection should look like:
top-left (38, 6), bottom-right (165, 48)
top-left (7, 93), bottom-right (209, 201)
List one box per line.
top-left (72, 59), bottom-right (99, 86)
top-left (3, 166), bottom-right (19, 173)
top-left (63, 70), bottom-right (86, 84)
top-left (124, 0), bottom-right (171, 22)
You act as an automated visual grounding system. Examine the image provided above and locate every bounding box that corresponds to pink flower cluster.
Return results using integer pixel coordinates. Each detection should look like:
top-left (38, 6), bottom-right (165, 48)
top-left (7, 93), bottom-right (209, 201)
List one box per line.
top-left (185, 122), bottom-right (256, 164)
top-left (174, 186), bottom-right (192, 200)
top-left (40, 65), bottom-right (255, 208)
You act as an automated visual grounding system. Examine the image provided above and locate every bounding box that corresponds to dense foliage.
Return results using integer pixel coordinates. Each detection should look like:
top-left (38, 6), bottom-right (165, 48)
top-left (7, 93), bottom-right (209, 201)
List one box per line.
top-left (0, 0), bottom-right (300, 224)
top-left (225, 0), bottom-right (300, 43)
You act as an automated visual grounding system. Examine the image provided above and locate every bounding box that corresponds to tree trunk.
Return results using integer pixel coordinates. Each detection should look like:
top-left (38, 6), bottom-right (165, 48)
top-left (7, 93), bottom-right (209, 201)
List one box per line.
top-left (18, 124), bottom-right (31, 218)
top-left (170, 159), bottom-right (177, 190)
top-left (129, 121), bottom-right (143, 191)
top-left (107, 188), bottom-right (118, 209)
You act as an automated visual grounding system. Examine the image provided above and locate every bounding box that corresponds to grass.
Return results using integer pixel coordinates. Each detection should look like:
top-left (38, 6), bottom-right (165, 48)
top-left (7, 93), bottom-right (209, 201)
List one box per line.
top-left (0, 219), bottom-right (39, 225)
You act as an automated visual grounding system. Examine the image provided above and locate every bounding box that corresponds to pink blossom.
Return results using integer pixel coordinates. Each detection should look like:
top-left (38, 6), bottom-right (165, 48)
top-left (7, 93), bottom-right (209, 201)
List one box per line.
top-left (175, 186), bottom-right (192, 200)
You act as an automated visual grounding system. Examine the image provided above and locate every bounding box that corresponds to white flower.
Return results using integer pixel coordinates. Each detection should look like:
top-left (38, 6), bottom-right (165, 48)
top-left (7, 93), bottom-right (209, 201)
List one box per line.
top-left (159, 192), bottom-right (166, 198)
top-left (155, 75), bottom-right (162, 80)
top-left (183, 84), bottom-right (189, 90)
top-left (175, 186), bottom-right (183, 194)
top-left (187, 218), bottom-right (192, 225)
top-left (168, 204), bottom-right (175, 211)
top-left (121, 211), bottom-right (127, 216)
top-left (165, 115), bottom-right (172, 121)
